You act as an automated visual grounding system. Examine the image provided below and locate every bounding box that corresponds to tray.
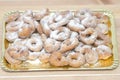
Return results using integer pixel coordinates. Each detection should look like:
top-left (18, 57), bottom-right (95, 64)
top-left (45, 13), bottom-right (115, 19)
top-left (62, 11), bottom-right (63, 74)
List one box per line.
top-left (1, 9), bottom-right (119, 71)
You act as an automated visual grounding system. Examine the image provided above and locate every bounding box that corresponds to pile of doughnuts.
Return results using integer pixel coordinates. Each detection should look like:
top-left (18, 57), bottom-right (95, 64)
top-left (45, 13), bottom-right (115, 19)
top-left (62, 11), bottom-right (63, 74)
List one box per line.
top-left (5, 8), bottom-right (112, 68)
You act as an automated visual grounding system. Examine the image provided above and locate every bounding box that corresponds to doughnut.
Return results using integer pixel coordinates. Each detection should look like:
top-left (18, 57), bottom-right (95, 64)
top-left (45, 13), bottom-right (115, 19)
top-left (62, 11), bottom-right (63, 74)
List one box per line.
top-left (49, 52), bottom-right (68, 67)
top-left (96, 45), bottom-right (112, 60)
top-left (74, 8), bottom-right (92, 20)
top-left (6, 31), bottom-right (18, 42)
top-left (39, 49), bottom-right (50, 63)
top-left (74, 42), bottom-right (84, 52)
top-left (67, 51), bottom-right (85, 67)
top-left (68, 19), bottom-right (85, 32)
top-left (34, 20), bottom-right (43, 34)
top-left (44, 38), bottom-right (61, 53)
top-left (33, 8), bottom-right (49, 20)
top-left (81, 16), bottom-right (97, 28)
top-left (5, 11), bottom-right (20, 23)
top-left (79, 28), bottom-right (97, 45)
top-left (94, 31), bottom-right (111, 46)
top-left (40, 13), bottom-right (55, 36)
top-left (18, 17), bottom-right (35, 38)
top-left (50, 27), bottom-right (71, 41)
top-left (26, 33), bottom-right (43, 52)
top-left (18, 10), bottom-right (33, 21)
top-left (85, 48), bottom-right (98, 64)
top-left (60, 38), bottom-right (79, 52)
top-left (6, 21), bottom-right (23, 32)
top-left (49, 11), bottom-right (73, 30)
top-left (28, 51), bottom-right (41, 60)
top-left (6, 44), bottom-right (29, 61)
top-left (96, 23), bottom-right (109, 34)
top-left (4, 51), bottom-right (22, 65)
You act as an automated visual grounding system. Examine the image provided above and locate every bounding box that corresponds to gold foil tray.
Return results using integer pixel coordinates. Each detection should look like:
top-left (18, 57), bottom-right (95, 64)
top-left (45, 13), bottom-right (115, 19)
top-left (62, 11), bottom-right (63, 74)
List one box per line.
top-left (1, 9), bottom-right (119, 71)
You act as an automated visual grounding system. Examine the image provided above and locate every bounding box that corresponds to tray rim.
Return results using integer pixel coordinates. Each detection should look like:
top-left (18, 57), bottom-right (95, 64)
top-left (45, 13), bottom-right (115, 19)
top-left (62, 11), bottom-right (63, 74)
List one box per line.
top-left (1, 9), bottom-right (119, 72)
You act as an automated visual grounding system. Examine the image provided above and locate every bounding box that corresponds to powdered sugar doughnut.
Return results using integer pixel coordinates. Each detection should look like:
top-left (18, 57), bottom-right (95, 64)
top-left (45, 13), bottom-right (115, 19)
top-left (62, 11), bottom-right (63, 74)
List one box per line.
top-left (34, 20), bottom-right (43, 34)
top-left (85, 48), bottom-right (98, 64)
top-left (50, 27), bottom-right (71, 41)
top-left (96, 23), bottom-right (109, 34)
top-left (81, 16), bottom-right (97, 28)
top-left (6, 11), bottom-right (20, 23)
top-left (97, 15), bottom-right (109, 24)
top-left (40, 13), bottom-right (55, 36)
top-left (79, 28), bottom-right (97, 45)
top-left (5, 50), bottom-right (22, 65)
top-left (49, 51), bottom-right (68, 67)
top-left (74, 42), bottom-right (84, 52)
top-left (49, 11), bottom-right (73, 30)
top-left (18, 10), bottom-right (33, 21)
top-left (68, 19), bottom-right (85, 32)
top-left (67, 51), bottom-right (85, 67)
top-left (6, 21), bottom-right (23, 32)
top-left (54, 11), bottom-right (72, 22)
top-left (13, 38), bottom-right (27, 46)
top-left (18, 24), bottom-right (33, 38)
top-left (75, 43), bottom-right (92, 55)
top-left (96, 45), bottom-right (112, 60)
top-left (23, 16), bottom-right (35, 30)
top-left (26, 33), bottom-right (43, 52)
top-left (7, 39), bottom-right (28, 62)
top-left (28, 51), bottom-right (41, 60)
top-left (74, 9), bottom-right (92, 20)
top-left (39, 49), bottom-right (51, 63)
top-left (18, 17), bottom-right (35, 38)
top-left (33, 8), bottom-right (49, 20)
top-left (44, 38), bottom-right (61, 53)
top-left (6, 31), bottom-right (18, 42)
top-left (6, 44), bottom-right (29, 61)
top-left (60, 38), bottom-right (79, 52)
top-left (94, 31), bottom-right (111, 46)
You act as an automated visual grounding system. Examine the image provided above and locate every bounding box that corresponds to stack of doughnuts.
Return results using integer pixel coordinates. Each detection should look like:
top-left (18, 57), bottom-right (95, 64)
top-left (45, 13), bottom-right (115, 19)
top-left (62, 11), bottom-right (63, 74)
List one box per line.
top-left (5, 8), bottom-right (112, 68)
